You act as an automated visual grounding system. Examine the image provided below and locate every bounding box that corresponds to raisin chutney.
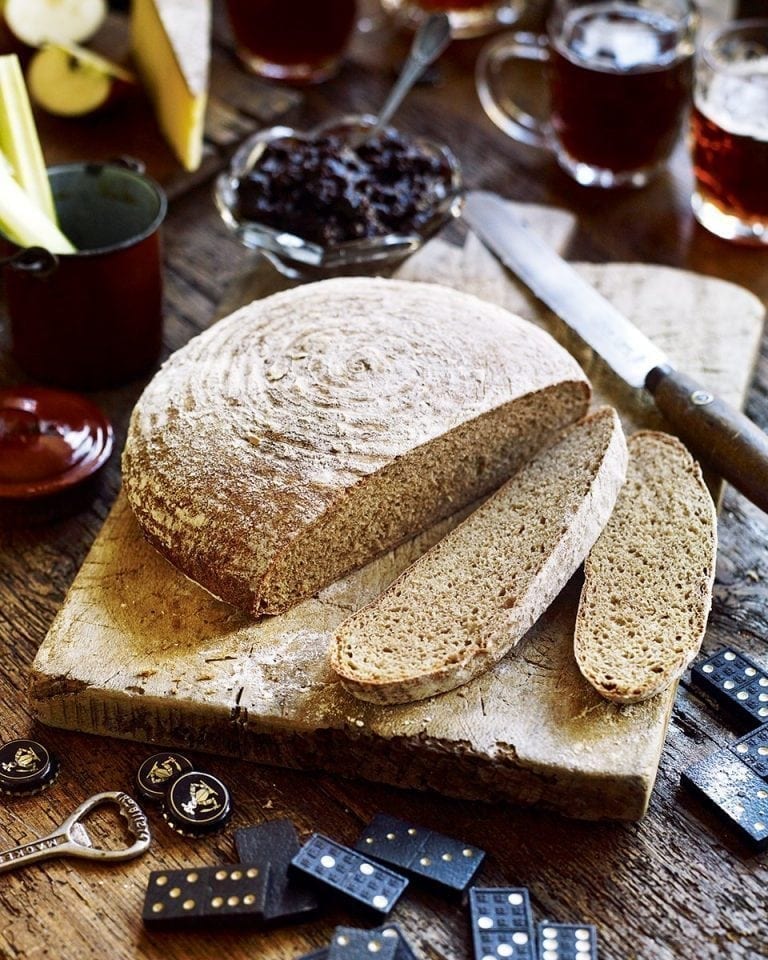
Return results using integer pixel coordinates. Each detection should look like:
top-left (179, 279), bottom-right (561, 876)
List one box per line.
top-left (234, 128), bottom-right (455, 247)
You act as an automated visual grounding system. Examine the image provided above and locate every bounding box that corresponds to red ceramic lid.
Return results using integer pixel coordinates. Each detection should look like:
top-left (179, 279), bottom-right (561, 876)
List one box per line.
top-left (0, 387), bottom-right (113, 499)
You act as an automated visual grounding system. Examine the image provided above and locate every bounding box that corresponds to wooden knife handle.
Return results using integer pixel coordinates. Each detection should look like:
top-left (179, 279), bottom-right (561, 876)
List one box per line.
top-left (646, 365), bottom-right (768, 513)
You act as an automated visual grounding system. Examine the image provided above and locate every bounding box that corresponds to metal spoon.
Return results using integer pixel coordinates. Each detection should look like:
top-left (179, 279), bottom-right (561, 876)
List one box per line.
top-left (357, 13), bottom-right (452, 143)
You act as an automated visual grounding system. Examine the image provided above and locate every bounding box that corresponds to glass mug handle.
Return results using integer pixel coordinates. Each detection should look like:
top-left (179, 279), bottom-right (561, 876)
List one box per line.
top-left (475, 32), bottom-right (551, 150)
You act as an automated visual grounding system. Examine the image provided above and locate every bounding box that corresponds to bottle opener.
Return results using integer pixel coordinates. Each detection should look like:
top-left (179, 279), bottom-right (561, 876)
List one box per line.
top-left (0, 791), bottom-right (151, 875)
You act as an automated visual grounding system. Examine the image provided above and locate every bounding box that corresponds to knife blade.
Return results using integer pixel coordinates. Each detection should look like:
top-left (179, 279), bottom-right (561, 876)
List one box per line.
top-left (463, 190), bottom-right (768, 514)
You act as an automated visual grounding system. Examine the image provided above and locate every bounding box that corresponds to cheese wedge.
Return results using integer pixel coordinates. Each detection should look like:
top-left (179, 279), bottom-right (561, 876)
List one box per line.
top-left (131, 0), bottom-right (210, 171)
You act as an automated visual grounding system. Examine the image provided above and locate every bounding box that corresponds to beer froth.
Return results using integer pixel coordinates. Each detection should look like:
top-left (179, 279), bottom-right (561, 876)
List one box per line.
top-left (558, 3), bottom-right (686, 72)
top-left (695, 61), bottom-right (768, 141)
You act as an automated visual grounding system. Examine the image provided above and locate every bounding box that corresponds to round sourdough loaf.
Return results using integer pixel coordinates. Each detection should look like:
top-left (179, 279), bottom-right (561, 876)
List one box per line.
top-left (122, 277), bottom-right (590, 615)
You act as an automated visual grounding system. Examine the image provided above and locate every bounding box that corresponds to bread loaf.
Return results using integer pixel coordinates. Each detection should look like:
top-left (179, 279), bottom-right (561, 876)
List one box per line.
top-left (574, 431), bottom-right (717, 703)
top-left (122, 277), bottom-right (590, 615)
top-left (330, 406), bottom-right (628, 703)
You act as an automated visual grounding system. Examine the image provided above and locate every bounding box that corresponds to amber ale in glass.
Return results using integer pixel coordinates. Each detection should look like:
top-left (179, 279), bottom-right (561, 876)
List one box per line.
top-left (691, 20), bottom-right (768, 245)
top-left (549, 2), bottom-right (694, 184)
top-left (224, 0), bottom-right (358, 83)
top-left (476, 0), bottom-right (697, 187)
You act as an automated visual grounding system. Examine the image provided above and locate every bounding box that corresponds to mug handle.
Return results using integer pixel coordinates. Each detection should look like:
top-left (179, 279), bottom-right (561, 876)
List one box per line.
top-left (0, 246), bottom-right (59, 279)
top-left (475, 32), bottom-right (552, 150)
top-left (111, 156), bottom-right (147, 176)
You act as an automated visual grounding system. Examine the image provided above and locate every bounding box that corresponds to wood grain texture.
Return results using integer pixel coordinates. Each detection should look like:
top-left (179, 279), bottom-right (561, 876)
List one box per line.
top-left (1, 2), bottom-right (767, 958)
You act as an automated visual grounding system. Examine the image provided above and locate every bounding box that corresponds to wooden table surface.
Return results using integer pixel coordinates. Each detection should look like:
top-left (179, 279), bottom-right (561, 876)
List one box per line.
top-left (1, 3), bottom-right (766, 959)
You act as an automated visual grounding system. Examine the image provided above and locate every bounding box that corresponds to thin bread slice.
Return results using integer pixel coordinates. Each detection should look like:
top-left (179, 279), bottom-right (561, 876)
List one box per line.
top-left (574, 431), bottom-right (717, 704)
top-left (330, 406), bottom-right (628, 704)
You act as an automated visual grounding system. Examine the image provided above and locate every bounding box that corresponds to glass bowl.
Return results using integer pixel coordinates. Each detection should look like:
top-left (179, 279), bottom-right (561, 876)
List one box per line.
top-left (214, 114), bottom-right (464, 277)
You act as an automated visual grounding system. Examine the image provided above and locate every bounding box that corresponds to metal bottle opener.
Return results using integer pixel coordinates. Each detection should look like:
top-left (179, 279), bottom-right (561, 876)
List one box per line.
top-left (0, 791), bottom-right (151, 875)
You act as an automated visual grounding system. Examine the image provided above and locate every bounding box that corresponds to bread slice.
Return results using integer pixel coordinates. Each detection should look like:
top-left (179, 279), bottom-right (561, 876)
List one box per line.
top-left (122, 277), bottom-right (590, 615)
top-left (574, 431), bottom-right (717, 704)
top-left (330, 406), bottom-right (628, 704)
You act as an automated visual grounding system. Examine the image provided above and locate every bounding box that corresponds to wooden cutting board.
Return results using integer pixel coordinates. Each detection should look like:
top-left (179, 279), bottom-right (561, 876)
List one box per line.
top-left (29, 204), bottom-right (765, 821)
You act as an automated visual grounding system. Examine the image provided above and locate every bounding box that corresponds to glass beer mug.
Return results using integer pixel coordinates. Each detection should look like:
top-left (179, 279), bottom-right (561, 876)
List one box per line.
top-left (224, 0), bottom-right (358, 83)
top-left (476, 0), bottom-right (698, 187)
top-left (691, 19), bottom-right (768, 245)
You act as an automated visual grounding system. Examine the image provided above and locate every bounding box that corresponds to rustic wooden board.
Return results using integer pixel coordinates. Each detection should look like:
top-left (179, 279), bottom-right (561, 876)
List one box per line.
top-left (28, 205), bottom-right (765, 822)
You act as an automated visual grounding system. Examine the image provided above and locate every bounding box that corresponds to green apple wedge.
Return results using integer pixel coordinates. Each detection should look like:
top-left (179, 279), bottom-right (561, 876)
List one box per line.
top-left (3, 0), bottom-right (107, 48)
top-left (28, 42), bottom-right (136, 117)
top-left (0, 157), bottom-right (74, 252)
top-left (0, 53), bottom-right (56, 221)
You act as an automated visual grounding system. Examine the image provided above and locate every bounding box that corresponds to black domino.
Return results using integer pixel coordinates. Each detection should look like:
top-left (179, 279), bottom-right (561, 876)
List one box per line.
top-left (691, 648), bottom-right (768, 728)
top-left (536, 922), bottom-right (598, 959)
top-left (290, 834), bottom-right (408, 916)
top-left (469, 887), bottom-right (535, 960)
top-left (730, 724), bottom-right (768, 781)
top-left (301, 926), bottom-right (416, 960)
top-left (732, 674), bottom-right (768, 726)
top-left (355, 813), bottom-right (485, 893)
top-left (379, 924), bottom-right (419, 960)
top-left (142, 863), bottom-right (270, 927)
top-left (327, 926), bottom-right (400, 960)
top-left (681, 750), bottom-right (768, 851)
top-left (234, 819), bottom-right (319, 922)
top-left (143, 868), bottom-right (209, 924)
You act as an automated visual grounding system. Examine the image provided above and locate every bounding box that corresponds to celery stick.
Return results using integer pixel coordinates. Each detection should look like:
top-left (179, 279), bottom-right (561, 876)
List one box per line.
top-left (0, 54), bottom-right (56, 221)
top-left (0, 164), bottom-right (74, 253)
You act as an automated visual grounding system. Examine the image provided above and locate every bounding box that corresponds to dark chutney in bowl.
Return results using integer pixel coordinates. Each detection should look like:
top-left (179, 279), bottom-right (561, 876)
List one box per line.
top-left (215, 115), bottom-right (463, 275)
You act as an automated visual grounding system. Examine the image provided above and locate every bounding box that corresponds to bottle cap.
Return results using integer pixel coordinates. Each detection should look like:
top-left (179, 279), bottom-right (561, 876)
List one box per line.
top-left (0, 739), bottom-right (59, 795)
top-left (162, 771), bottom-right (232, 837)
top-left (135, 752), bottom-right (194, 803)
top-left (0, 387), bottom-right (112, 499)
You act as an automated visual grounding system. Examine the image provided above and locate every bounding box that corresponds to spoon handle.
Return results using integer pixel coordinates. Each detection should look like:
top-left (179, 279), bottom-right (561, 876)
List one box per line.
top-left (368, 13), bottom-right (452, 138)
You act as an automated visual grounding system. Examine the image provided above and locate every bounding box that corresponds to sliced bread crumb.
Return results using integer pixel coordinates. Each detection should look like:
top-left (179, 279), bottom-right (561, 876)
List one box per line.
top-left (330, 406), bottom-right (628, 704)
top-left (574, 431), bottom-right (717, 704)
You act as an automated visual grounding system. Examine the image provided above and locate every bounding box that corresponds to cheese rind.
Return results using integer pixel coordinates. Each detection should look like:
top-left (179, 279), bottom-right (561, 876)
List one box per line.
top-left (131, 0), bottom-right (210, 171)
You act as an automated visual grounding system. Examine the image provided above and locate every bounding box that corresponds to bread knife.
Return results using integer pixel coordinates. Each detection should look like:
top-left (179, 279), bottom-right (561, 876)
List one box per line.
top-left (463, 189), bottom-right (768, 514)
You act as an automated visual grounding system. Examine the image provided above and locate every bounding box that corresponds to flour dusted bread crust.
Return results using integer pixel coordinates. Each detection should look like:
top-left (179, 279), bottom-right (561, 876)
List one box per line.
top-left (575, 431), bottom-right (717, 704)
top-left (122, 277), bottom-right (590, 615)
top-left (331, 406), bottom-right (628, 703)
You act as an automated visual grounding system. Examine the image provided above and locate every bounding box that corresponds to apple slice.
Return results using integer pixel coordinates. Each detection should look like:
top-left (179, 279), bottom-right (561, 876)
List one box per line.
top-left (28, 43), bottom-right (135, 117)
top-left (0, 1), bottom-right (27, 58)
top-left (4, 0), bottom-right (106, 48)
